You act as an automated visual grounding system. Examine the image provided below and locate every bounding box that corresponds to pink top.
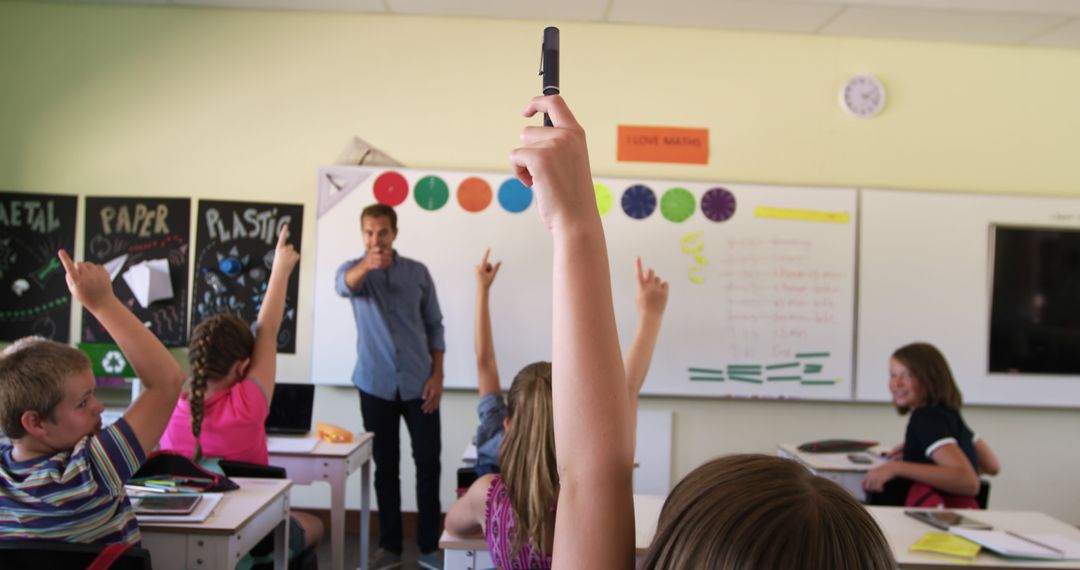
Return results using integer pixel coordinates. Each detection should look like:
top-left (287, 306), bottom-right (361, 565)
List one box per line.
top-left (159, 378), bottom-right (270, 465)
top-left (484, 474), bottom-right (553, 570)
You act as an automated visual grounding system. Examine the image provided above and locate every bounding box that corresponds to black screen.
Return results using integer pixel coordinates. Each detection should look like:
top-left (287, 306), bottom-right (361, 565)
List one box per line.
top-left (989, 226), bottom-right (1080, 375)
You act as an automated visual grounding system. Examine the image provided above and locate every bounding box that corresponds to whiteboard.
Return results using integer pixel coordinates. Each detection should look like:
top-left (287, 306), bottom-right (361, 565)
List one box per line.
top-left (856, 189), bottom-right (1080, 407)
top-left (311, 167), bottom-right (857, 400)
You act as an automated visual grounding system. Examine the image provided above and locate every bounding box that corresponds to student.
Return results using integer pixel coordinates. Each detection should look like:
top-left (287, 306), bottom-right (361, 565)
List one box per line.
top-left (470, 249), bottom-right (669, 476)
top-left (158, 225), bottom-right (323, 555)
top-left (0, 250), bottom-right (185, 544)
top-left (862, 342), bottom-right (1001, 508)
top-left (643, 454), bottom-right (896, 568)
top-left (444, 250), bottom-right (668, 568)
top-left (510, 95), bottom-right (896, 569)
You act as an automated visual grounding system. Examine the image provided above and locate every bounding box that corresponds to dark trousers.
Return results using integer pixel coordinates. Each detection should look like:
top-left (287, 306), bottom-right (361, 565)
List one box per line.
top-left (359, 389), bottom-right (442, 555)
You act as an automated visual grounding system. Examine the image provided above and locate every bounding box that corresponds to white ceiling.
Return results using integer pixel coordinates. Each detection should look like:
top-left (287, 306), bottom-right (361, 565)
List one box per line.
top-left (44, 0), bottom-right (1080, 50)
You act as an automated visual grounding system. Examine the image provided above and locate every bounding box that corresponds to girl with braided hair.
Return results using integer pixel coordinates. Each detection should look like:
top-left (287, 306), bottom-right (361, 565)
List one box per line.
top-left (159, 224), bottom-right (323, 555)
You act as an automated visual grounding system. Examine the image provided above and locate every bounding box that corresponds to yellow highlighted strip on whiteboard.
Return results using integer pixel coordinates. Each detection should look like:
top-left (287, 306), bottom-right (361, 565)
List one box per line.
top-left (754, 207), bottom-right (850, 224)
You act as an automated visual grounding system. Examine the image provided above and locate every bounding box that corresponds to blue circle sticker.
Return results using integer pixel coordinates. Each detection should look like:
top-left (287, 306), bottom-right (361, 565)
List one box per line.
top-left (498, 178), bottom-right (533, 213)
top-left (621, 184), bottom-right (657, 220)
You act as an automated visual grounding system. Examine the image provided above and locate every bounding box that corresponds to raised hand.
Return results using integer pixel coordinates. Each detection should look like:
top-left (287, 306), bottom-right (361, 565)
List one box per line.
top-left (58, 250), bottom-right (117, 313)
top-left (475, 248), bottom-right (502, 291)
top-left (635, 256), bottom-right (669, 319)
top-left (510, 95), bottom-right (595, 231)
top-left (272, 224), bottom-right (300, 276)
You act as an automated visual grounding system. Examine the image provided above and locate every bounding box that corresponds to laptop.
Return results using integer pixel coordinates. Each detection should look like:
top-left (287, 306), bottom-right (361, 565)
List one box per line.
top-left (265, 383), bottom-right (315, 436)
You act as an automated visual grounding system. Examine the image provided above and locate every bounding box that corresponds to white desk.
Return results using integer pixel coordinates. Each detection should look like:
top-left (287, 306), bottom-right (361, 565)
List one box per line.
top-left (439, 494), bottom-right (665, 570)
top-left (777, 442), bottom-right (886, 502)
top-left (269, 432), bottom-right (374, 570)
top-left (869, 506), bottom-right (1080, 569)
top-left (140, 477), bottom-right (292, 570)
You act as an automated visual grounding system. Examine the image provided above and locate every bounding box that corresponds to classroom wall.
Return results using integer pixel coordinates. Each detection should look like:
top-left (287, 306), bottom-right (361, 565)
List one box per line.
top-left (2, 2), bottom-right (1079, 524)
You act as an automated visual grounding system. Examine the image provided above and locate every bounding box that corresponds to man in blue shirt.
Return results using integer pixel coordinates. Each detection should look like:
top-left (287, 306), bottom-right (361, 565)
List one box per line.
top-left (336, 204), bottom-right (445, 570)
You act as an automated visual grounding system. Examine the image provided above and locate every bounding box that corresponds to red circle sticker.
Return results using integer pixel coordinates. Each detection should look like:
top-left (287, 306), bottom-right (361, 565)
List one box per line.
top-left (373, 171), bottom-right (409, 206)
top-left (457, 177), bottom-right (493, 212)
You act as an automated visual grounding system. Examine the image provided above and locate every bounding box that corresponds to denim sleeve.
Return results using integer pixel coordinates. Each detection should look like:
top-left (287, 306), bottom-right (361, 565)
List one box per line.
top-left (474, 393), bottom-right (507, 475)
top-left (335, 258), bottom-right (366, 297)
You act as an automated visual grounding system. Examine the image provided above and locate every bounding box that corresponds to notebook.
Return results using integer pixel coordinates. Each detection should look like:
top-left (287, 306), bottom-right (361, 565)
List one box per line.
top-left (951, 528), bottom-right (1080, 560)
top-left (264, 383), bottom-right (315, 436)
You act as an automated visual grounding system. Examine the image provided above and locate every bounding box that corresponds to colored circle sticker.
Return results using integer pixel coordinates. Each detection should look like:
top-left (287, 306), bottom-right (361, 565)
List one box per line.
top-left (621, 184), bottom-right (657, 220)
top-left (660, 187), bottom-right (695, 223)
top-left (594, 182), bottom-right (613, 216)
top-left (373, 171), bottom-right (409, 206)
top-left (498, 178), bottom-right (533, 213)
top-left (701, 187), bottom-right (737, 222)
top-left (457, 177), bottom-right (493, 212)
top-left (414, 175), bottom-right (449, 211)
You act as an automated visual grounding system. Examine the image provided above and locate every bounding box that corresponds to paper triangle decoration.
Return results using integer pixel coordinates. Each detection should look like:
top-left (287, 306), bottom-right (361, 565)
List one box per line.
top-left (103, 253), bottom-right (129, 282)
top-left (122, 258), bottom-right (173, 308)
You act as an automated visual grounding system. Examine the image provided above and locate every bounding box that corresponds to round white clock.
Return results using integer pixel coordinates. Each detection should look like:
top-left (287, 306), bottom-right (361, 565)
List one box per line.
top-left (840, 74), bottom-right (886, 118)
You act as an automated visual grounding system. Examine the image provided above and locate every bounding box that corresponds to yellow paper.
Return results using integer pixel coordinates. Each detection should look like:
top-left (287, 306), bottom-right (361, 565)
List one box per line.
top-left (910, 531), bottom-right (981, 559)
top-left (754, 206), bottom-right (850, 224)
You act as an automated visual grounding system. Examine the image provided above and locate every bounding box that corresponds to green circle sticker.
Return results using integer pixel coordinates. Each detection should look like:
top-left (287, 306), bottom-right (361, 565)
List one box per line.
top-left (414, 176), bottom-right (449, 211)
top-left (661, 187), bottom-right (695, 223)
top-left (594, 182), bottom-right (613, 216)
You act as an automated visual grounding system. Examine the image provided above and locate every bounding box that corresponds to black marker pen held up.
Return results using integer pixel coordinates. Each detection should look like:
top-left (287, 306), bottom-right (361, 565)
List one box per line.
top-left (540, 27), bottom-right (560, 127)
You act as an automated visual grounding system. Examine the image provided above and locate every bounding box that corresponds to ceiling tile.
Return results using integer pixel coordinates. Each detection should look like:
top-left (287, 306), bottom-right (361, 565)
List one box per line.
top-left (1025, 17), bottom-right (1080, 48)
top-left (172, 0), bottom-right (387, 11)
top-left (821, 5), bottom-right (1066, 45)
top-left (608, 0), bottom-right (843, 33)
top-left (386, 0), bottom-right (609, 22)
top-left (794, 0), bottom-right (1080, 17)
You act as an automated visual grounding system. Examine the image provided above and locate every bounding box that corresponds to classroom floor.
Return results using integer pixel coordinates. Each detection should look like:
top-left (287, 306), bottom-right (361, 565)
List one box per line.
top-left (312, 539), bottom-right (426, 570)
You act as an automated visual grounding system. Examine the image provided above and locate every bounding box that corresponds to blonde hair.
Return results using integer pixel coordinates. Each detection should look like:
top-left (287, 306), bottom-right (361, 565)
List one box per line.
top-left (497, 361), bottom-right (557, 558)
top-left (892, 342), bottom-right (963, 414)
top-left (643, 454), bottom-right (896, 570)
top-left (0, 337), bottom-right (91, 439)
top-left (187, 314), bottom-right (253, 460)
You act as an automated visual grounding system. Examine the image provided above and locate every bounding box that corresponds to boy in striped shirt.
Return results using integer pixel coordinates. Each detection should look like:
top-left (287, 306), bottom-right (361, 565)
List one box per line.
top-left (0, 250), bottom-right (185, 544)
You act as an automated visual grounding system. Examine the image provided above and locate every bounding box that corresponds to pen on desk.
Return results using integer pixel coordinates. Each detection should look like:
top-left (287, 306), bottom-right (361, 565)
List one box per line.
top-left (126, 484), bottom-right (168, 494)
top-left (539, 26), bottom-right (560, 127)
top-left (1005, 530), bottom-right (1065, 556)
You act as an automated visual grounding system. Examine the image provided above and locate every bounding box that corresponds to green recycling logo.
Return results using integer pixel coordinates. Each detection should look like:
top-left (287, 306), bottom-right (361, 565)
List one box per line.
top-left (101, 350), bottom-right (127, 375)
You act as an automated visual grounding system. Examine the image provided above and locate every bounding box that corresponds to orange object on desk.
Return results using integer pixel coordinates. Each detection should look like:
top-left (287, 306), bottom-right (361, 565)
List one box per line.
top-left (316, 422), bottom-right (353, 443)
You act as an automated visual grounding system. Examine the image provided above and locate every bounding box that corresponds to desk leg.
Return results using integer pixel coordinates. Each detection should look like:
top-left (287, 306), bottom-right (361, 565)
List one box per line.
top-left (274, 515), bottom-right (289, 570)
top-left (324, 463), bottom-right (346, 570)
top-left (360, 460), bottom-right (371, 570)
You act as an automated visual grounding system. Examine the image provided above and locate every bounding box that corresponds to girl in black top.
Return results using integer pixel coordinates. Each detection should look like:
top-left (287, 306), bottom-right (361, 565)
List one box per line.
top-left (862, 343), bottom-right (1001, 507)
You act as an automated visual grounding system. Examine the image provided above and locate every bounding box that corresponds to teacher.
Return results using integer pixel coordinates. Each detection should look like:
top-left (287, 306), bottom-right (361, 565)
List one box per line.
top-left (335, 204), bottom-right (445, 570)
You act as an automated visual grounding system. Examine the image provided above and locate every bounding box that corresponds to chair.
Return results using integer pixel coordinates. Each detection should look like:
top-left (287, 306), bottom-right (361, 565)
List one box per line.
top-left (865, 478), bottom-right (991, 509)
top-left (0, 540), bottom-right (152, 570)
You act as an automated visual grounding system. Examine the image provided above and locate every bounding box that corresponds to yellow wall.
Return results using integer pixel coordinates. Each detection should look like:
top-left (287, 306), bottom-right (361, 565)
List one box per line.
top-left (2, 2), bottom-right (1079, 522)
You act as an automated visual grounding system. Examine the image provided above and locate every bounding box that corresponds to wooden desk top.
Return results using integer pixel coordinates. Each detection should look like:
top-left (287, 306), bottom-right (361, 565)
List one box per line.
top-left (440, 494), bottom-right (666, 556)
top-left (268, 432), bottom-right (373, 458)
top-left (869, 507), bottom-right (1080, 569)
top-left (138, 478), bottom-right (291, 536)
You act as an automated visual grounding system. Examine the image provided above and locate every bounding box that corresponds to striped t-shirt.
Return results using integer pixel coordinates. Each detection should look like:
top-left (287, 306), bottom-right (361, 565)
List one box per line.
top-left (0, 418), bottom-right (146, 545)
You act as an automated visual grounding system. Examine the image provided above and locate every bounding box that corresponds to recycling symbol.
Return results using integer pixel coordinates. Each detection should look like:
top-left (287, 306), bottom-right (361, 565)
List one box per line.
top-left (102, 350), bottom-right (127, 375)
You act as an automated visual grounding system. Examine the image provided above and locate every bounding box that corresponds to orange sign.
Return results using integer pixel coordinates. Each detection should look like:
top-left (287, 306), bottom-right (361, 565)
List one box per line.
top-left (617, 126), bottom-right (709, 165)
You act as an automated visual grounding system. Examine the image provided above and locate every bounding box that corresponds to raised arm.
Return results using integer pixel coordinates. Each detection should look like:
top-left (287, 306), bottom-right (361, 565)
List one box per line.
top-left (58, 250), bottom-right (184, 456)
top-left (247, 224), bottom-right (300, 401)
top-left (624, 257), bottom-right (669, 414)
top-left (475, 248), bottom-right (502, 397)
top-left (511, 95), bottom-right (635, 569)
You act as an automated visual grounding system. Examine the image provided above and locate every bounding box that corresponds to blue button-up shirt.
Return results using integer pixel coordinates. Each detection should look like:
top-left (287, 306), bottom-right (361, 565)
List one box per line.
top-left (335, 251), bottom-right (445, 401)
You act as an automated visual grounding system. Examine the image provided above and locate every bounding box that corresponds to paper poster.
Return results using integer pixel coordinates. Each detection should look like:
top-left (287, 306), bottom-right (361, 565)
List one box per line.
top-left (82, 197), bottom-right (191, 346)
top-left (191, 200), bottom-right (303, 354)
top-left (0, 192), bottom-right (78, 342)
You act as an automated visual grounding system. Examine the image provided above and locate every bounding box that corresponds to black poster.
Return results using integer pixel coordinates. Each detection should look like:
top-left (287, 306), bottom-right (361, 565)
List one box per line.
top-left (0, 192), bottom-right (78, 342)
top-left (82, 197), bottom-right (191, 346)
top-left (191, 200), bottom-right (303, 354)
